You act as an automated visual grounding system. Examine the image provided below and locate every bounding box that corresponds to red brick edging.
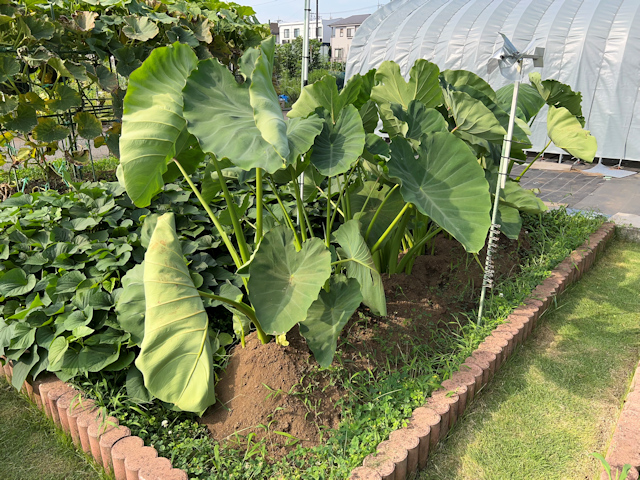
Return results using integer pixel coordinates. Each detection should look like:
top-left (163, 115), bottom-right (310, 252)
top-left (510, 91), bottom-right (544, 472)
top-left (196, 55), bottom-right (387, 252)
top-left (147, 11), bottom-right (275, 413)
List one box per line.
top-left (602, 360), bottom-right (640, 480)
top-left (349, 222), bottom-right (617, 480)
top-left (0, 367), bottom-right (188, 480)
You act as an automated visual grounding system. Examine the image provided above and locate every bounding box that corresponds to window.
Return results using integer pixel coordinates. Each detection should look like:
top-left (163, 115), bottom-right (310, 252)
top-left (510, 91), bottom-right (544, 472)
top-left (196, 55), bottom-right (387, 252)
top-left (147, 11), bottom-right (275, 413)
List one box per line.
top-left (335, 48), bottom-right (343, 59)
top-left (331, 27), bottom-right (336, 38)
top-left (283, 29), bottom-right (289, 38)
top-left (347, 28), bottom-right (354, 38)
top-left (340, 28), bottom-right (344, 37)
top-left (294, 28), bottom-right (300, 38)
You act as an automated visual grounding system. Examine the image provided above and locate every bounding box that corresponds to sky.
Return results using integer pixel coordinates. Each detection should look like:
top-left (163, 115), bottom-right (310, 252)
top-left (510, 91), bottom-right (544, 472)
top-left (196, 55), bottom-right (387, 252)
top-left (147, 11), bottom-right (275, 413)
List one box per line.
top-left (240, 0), bottom-right (389, 24)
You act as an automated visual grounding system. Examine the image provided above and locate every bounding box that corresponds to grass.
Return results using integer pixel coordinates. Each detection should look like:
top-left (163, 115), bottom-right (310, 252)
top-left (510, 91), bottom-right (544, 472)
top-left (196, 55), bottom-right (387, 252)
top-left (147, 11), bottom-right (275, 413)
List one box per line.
top-left (0, 381), bottom-right (110, 480)
top-left (421, 239), bottom-right (640, 480)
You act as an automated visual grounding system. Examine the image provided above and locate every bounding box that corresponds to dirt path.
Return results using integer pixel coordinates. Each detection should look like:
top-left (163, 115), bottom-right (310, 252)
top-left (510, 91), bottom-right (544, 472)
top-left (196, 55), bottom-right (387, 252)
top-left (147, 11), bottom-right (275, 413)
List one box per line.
top-left (421, 239), bottom-right (640, 480)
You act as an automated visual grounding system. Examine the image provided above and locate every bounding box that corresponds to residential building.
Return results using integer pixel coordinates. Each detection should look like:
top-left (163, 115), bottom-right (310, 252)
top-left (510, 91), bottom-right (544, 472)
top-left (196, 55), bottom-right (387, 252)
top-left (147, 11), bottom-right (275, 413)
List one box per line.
top-left (277, 18), bottom-right (338, 45)
top-left (328, 14), bottom-right (370, 63)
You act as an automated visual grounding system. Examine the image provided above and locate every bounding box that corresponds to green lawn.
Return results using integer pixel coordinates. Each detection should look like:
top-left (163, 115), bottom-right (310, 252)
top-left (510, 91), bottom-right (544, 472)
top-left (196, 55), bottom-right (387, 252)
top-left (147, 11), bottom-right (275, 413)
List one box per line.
top-left (0, 381), bottom-right (109, 480)
top-left (421, 239), bottom-right (640, 480)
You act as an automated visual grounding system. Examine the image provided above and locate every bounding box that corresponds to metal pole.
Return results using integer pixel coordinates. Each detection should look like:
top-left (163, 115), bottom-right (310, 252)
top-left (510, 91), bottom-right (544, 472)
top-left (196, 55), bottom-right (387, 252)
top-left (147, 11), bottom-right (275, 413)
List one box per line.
top-left (316, 0), bottom-right (319, 42)
top-left (298, 0), bottom-right (311, 226)
top-left (477, 66), bottom-right (521, 325)
top-left (302, 0), bottom-right (311, 89)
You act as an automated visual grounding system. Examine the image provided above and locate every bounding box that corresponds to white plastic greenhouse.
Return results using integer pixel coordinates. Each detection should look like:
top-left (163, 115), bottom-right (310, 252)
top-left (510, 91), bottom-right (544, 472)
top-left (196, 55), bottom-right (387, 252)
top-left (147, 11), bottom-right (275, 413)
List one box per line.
top-left (346, 0), bottom-right (640, 162)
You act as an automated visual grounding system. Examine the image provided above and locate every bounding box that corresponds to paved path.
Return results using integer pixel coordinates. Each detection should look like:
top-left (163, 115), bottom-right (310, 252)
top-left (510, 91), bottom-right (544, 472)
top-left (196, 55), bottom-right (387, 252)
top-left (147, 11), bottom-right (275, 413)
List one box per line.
top-left (513, 160), bottom-right (640, 225)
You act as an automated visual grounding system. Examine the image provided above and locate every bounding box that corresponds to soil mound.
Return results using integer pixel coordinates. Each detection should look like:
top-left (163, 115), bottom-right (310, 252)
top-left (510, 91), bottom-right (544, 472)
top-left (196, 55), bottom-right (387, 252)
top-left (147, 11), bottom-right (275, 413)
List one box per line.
top-left (201, 330), bottom-right (341, 457)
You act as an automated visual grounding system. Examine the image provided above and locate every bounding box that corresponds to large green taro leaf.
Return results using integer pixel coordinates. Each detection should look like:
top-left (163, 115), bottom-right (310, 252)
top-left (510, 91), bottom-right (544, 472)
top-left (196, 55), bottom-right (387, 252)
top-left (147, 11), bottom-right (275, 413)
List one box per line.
top-left (115, 263), bottom-right (145, 346)
top-left (371, 60), bottom-right (442, 136)
top-left (445, 90), bottom-right (506, 143)
top-left (310, 105), bottom-right (365, 177)
top-left (502, 179), bottom-right (547, 214)
top-left (120, 43), bottom-right (198, 207)
top-left (547, 106), bottom-right (598, 162)
top-left (498, 204), bottom-right (522, 240)
top-left (452, 85), bottom-right (531, 159)
top-left (248, 226), bottom-right (331, 336)
top-left (390, 100), bottom-right (448, 141)
top-left (182, 58), bottom-right (284, 173)
top-left (286, 115), bottom-right (324, 165)
top-left (288, 75), bottom-right (343, 122)
top-left (389, 134), bottom-right (491, 253)
top-left (136, 213), bottom-right (216, 414)
top-left (248, 37), bottom-right (289, 160)
top-left (334, 219), bottom-right (386, 316)
top-left (0, 268), bottom-right (36, 297)
top-left (441, 69), bottom-right (497, 102)
top-left (530, 73), bottom-right (584, 122)
top-left (547, 106), bottom-right (597, 162)
top-left (122, 15), bottom-right (159, 41)
top-left (299, 275), bottom-right (363, 367)
top-left (496, 83), bottom-right (545, 122)
top-left (371, 60), bottom-right (442, 110)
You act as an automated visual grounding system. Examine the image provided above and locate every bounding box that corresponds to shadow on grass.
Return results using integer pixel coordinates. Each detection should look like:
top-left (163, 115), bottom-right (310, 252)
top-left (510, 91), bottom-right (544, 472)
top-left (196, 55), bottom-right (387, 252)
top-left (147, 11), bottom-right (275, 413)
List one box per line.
top-left (421, 240), bottom-right (640, 480)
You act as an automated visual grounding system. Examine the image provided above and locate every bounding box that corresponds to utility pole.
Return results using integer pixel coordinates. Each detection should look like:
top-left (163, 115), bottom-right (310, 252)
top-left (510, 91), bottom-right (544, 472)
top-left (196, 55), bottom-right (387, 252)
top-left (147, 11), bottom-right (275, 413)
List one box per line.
top-left (302, 0), bottom-right (310, 88)
top-left (316, 0), bottom-right (319, 42)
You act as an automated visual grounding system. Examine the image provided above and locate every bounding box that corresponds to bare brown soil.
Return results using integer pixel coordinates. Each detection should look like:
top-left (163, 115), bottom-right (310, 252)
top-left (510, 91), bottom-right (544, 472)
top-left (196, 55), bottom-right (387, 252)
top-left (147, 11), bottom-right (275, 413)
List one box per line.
top-left (202, 232), bottom-right (525, 458)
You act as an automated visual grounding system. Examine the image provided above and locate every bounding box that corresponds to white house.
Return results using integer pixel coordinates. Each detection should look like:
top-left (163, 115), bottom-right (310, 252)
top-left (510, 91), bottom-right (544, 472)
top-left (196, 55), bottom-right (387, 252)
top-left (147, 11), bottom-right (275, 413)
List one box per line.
top-left (277, 18), bottom-right (338, 45)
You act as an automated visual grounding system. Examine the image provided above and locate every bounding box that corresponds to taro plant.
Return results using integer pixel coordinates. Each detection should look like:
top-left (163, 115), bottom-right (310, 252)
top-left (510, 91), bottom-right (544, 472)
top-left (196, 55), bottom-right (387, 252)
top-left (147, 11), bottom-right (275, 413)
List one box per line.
top-left (117, 36), bottom-right (597, 413)
top-left (118, 38), bottom-right (386, 413)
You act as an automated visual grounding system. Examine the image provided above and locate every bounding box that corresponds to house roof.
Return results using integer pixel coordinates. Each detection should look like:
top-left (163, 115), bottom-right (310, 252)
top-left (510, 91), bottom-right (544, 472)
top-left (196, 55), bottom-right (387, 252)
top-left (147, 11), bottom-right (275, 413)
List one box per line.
top-left (328, 14), bottom-right (369, 27)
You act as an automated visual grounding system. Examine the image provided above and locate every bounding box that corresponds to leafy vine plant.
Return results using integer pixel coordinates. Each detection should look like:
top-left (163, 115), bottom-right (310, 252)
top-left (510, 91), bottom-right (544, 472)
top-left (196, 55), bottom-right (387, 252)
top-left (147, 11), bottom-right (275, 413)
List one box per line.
top-left (119, 35), bottom-right (596, 413)
top-left (0, 0), bottom-right (269, 183)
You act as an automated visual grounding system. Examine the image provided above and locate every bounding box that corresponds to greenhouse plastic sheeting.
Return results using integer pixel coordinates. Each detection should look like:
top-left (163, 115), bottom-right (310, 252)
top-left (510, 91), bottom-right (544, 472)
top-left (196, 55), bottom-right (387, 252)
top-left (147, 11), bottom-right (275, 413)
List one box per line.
top-left (346, 0), bottom-right (640, 162)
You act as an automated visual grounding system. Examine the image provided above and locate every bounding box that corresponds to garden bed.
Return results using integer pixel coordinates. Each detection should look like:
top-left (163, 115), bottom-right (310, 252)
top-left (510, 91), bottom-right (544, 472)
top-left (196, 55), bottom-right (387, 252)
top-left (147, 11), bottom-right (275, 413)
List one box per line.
top-left (1, 213), bottom-right (612, 480)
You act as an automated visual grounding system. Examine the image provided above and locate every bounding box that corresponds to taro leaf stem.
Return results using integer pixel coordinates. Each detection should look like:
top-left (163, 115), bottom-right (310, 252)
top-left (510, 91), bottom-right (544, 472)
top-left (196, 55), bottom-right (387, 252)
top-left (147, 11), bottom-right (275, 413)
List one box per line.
top-left (326, 178), bottom-right (331, 248)
top-left (328, 165), bottom-right (358, 241)
top-left (290, 172), bottom-right (313, 240)
top-left (173, 158), bottom-right (243, 269)
top-left (198, 291), bottom-right (271, 345)
top-left (266, 176), bottom-right (302, 250)
top-left (396, 226), bottom-right (443, 273)
top-left (515, 139), bottom-right (552, 181)
top-left (371, 202), bottom-right (412, 254)
top-left (211, 155), bottom-right (250, 264)
top-left (365, 184), bottom-right (399, 242)
top-left (387, 207), bottom-right (413, 274)
top-left (256, 168), bottom-right (264, 244)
